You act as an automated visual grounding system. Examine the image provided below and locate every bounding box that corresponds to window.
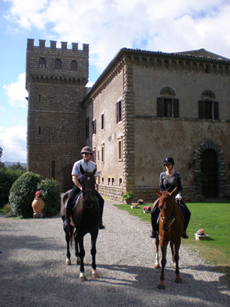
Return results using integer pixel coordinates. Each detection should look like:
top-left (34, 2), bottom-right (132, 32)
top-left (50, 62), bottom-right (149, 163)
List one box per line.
top-left (198, 100), bottom-right (219, 119)
top-left (199, 90), bottom-right (219, 120)
top-left (92, 119), bottom-right (96, 134)
top-left (101, 113), bottom-right (104, 130)
top-left (38, 94), bottom-right (41, 103)
top-left (39, 57), bottom-right (46, 68)
top-left (101, 144), bottom-right (104, 163)
top-left (55, 59), bottom-right (62, 69)
top-left (157, 97), bottom-right (179, 118)
top-left (51, 160), bottom-right (55, 179)
top-left (116, 100), bottom-right (122, 123)
top-left (85, 117), bottom-right (89, 139)
top-left (119, 178), bottom-right (122, 186)
top-left (118, 140), bottom-right (122, 161)
top-left (38, 126), bottom-right (41, 135)
top-left (71, 60), bottom-right (77, 71)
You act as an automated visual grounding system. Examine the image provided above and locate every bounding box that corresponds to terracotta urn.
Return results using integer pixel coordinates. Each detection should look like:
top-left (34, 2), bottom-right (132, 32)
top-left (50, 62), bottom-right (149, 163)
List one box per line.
top-left (31, 191), bottom-right (45, 218)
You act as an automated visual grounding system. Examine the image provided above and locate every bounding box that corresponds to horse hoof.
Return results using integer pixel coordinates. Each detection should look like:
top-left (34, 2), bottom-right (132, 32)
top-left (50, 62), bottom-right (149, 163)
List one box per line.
top-left (66, 259), bottom-right (71, 265)
top-left (175, 278), bottom-right (182, 284)
top-left (92, 270), bottom-right (98, 278)
top-left (155, 264), bottom-right (160, 268)
top-left (79, 272), bottom-right (87, 281)
top-left (79, 276), bottom-right (87, 281)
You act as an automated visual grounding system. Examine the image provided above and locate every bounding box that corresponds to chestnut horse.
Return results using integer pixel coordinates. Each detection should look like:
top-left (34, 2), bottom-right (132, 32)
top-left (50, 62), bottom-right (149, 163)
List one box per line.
top-left (154, 187), bottom-right (184, 289)
top-left (62, 165), bottom-right (100, 281)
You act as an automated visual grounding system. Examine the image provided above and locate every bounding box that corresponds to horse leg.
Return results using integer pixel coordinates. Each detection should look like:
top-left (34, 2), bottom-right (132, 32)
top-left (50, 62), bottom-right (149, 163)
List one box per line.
top-left (91, 230), bottom-right (99, 278)
top-left (155, 234), bottom-right (160, 268)
top-left (170, 241), bottom-right (176, 269)
top-left (174, 242), bottom-right (182, 284)
top-left (78, 235), bottom-right (86, 281)
top-left (65, 227), bottom-right (73, 265)
top-left (74, 231), bottom-right (81, 265)
top-left (157, 243), bottom-right (167, 289)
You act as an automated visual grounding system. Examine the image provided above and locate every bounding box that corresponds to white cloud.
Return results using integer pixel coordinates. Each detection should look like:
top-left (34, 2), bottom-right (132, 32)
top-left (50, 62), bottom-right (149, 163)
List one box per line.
top-left (0, 126), bottom-right (27, 162)
top-left (4, 0), bottom-right (230, 75)
top-left (3, 73), bottom-right (28, 108)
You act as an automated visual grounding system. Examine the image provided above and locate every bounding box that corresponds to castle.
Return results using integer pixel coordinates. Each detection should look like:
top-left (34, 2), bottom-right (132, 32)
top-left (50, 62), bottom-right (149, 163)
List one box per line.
top-left (26, 39), bottom-right (230, 201)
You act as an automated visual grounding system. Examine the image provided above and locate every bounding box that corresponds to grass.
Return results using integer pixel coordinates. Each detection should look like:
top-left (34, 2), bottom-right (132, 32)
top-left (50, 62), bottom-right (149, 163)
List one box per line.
top-left (115, 201), bottom-right (230, 288)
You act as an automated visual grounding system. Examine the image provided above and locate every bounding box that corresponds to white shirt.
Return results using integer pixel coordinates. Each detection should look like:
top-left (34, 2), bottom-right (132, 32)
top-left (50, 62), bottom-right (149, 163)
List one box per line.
top-left (71, 159), bottom-right (98, 181)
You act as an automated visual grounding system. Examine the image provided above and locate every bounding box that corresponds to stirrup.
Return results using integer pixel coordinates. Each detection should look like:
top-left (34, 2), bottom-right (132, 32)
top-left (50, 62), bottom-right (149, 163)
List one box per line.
top-left (63, 219), bottom-right (71, 231)
top-left (99, 224), bottom-right (105, 229)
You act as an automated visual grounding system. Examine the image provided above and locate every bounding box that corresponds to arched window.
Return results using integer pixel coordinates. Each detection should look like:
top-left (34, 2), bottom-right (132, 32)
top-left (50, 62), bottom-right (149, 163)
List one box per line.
top-left (198, 90), bottom-right (219, 120)
top-left (71, 60), bottom-right (77, 71)
top-left (157, 87), bottom-right (179, 118)
top-left (39, 57), bottom-right (46, 68)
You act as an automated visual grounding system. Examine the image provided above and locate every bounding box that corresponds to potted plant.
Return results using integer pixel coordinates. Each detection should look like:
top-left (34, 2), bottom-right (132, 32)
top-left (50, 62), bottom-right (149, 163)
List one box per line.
top-left (122, 192), bottom-right (135, 204)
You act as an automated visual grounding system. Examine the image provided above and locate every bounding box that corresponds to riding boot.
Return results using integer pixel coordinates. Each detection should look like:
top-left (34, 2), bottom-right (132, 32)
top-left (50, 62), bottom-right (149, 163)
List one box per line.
top-left (96, 191), bottom-right (105, 229)
top-left (150, 205), bottom-right (159, 238)
top-left (63, 199), bottom-right (73, 232)
top-left (182, 217), bottom-right (190, 239)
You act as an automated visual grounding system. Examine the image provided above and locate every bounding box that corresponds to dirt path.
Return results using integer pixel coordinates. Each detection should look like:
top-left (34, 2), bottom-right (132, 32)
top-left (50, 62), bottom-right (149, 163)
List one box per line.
top-left (0, 199), bottom-right (229, 306)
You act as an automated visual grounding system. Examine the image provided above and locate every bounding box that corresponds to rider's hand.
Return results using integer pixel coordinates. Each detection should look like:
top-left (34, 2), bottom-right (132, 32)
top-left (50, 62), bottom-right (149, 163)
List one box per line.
top-left (175, 194), bottom-right (182, 200)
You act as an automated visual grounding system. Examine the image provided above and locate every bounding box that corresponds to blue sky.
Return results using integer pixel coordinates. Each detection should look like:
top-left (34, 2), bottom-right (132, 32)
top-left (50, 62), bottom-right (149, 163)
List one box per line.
top-left (0, 0), bottom-right (230, 163)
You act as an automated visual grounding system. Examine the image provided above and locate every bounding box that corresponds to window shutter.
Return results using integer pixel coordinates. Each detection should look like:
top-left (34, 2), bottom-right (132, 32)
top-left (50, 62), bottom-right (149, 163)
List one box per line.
top-left (116, 102), bottom-right (118, 123)
top-left (198, 100), bottom-right (204, 119)
top-left (214, 101), bottom-right (219, 120)
top-left (174, 98), bottom-right (179, 118)
top-left (157, 98), bottom-right (163, 117)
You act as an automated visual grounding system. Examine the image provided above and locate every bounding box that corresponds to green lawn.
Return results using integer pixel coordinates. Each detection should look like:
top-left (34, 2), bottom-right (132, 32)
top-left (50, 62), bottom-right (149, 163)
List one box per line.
top-left (115, 201), bottom-right (230, 287)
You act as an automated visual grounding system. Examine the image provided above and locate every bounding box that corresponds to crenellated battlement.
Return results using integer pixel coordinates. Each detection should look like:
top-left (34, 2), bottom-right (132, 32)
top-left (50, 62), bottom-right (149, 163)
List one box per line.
top-left (27, 38), bottom-right (89, 53)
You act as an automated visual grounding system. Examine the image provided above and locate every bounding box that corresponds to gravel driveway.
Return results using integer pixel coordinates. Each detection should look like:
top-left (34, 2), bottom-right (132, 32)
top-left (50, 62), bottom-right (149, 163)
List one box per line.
top-left (0, 199), bottom-right (229, 307)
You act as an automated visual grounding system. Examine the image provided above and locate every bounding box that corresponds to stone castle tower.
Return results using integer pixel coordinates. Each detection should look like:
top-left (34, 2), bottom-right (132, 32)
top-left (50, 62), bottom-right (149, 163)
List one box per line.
top-left (26, 39), bottom-right (89, 190)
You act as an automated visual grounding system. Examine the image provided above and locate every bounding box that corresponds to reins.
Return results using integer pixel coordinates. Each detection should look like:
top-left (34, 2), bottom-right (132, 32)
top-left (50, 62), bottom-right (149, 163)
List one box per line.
top-left (160, 196), bottom-right (179, 226)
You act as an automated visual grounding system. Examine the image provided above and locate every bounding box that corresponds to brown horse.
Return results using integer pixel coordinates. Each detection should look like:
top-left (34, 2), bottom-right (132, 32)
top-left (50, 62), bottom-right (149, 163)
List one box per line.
top-left (62, 165), bottom-right (100, 281)
top-left (154, 187), bottom-right (184, 289)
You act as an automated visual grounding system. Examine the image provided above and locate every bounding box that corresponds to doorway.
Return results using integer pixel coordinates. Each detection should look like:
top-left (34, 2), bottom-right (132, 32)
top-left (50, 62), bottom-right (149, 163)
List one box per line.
top-left (201, 149), bottom-right (218, 197)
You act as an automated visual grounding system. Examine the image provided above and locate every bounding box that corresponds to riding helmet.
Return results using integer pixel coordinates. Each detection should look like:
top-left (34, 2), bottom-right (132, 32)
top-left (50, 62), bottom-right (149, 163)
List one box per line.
top-left (163, 157), bottom-right (175, 165)
top-left (81, 146), bottom-right (93, 155)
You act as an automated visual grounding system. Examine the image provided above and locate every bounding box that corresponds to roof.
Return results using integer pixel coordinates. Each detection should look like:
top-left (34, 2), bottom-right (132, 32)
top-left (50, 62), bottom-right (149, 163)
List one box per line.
top-left (81, 47), bottom-right (230, 106)
top-left (172, 48), bottom-right (230, 61)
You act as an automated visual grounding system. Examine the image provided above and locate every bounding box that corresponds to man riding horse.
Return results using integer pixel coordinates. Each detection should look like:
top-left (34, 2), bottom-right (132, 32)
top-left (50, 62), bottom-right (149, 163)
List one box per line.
top-left (63, 146), bottom-right (105, 232)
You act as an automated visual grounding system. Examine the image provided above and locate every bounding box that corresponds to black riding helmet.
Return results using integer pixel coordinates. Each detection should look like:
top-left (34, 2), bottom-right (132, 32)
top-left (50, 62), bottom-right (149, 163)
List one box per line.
top-left (163, 157), bottom-right (175, 165)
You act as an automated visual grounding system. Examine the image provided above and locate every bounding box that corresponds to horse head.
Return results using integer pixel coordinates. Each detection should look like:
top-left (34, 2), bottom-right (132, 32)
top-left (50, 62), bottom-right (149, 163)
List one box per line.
top-left (155, 187), bottom-right (177, 232)
top-left (80, 165), bottom-right (96, 208)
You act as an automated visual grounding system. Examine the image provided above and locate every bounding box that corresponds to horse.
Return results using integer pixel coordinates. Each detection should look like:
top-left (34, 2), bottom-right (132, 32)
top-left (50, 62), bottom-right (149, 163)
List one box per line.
top-left (61, 165), bottom-right (101, 281)
top-left (154, 187), bottom-right (184, 289)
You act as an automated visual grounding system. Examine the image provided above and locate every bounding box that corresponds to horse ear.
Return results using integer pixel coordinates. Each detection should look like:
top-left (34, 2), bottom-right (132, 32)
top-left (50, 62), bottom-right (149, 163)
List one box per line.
top-left (155, 188), bottom-right (162, 197)
top-left (80, 164), bottom-right (85, 174)
top-left (169, 187), bottom-right (177, 197)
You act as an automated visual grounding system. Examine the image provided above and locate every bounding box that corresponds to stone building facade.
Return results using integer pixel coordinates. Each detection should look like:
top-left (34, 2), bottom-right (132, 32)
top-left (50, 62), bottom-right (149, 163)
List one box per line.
top-left (26, 40), bottom-right (230, 201)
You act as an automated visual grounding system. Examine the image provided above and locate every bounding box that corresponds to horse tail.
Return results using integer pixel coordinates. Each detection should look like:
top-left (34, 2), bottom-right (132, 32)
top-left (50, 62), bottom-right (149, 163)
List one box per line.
top-left (60, 189), bottom-right (72, 219)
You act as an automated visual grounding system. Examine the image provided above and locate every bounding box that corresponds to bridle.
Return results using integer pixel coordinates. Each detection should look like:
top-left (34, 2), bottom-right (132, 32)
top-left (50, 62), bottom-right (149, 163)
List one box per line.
top-left (160, 196), bottom-right (178, 228)
top-left (82, 174), bottom-right (96, 206)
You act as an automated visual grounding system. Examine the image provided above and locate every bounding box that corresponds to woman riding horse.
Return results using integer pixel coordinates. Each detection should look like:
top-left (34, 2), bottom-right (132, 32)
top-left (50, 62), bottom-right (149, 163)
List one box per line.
top-left (63, 146), bottom-right (105, 232)
top-left (151, 157), bottom-right (191, 239)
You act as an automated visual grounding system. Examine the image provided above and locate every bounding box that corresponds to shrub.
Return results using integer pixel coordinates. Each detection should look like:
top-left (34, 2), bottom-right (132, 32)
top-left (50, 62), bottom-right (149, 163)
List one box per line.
top-left (37, 178), bottom-right (62, 217)
top-left (122, 191), bottom-right (135, 203)
top-left (9, 172), bottom-right (43, 218)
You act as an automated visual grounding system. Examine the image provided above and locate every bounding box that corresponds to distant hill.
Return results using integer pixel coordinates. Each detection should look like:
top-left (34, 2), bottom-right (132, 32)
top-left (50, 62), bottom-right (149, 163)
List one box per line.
top-left (3, 162), bottom-right (27, 168)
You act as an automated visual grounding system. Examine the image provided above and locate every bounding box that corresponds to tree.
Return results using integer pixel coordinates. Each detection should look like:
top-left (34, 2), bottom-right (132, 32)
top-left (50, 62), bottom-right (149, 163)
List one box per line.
top-left (0, 147), bottom-right (2, 161)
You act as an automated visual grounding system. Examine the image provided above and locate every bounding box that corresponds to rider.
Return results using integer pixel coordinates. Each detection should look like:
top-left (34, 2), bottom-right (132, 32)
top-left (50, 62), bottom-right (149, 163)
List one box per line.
top-left (150, 157), bottom-right (191, 239)
top-left (63, 146), bottom-right (105, 231)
